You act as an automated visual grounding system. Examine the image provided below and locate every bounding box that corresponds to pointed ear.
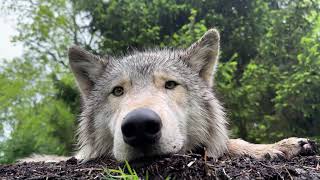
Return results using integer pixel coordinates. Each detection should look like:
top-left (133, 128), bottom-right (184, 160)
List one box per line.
top-left (68, 46), bottom-right (107, 97)
top-left (183, 29), bottom-right (220, 87)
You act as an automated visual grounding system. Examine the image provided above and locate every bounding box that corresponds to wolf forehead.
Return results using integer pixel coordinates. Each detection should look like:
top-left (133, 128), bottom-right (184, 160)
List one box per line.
top-left (104, 50), bottom-right (194, 78)
top-left (93, 50), bottom-right (201, 88)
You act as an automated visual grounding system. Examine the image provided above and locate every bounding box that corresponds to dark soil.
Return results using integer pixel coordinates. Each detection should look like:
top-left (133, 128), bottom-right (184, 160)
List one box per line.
top-left (1, 153), bottom-right (319, 180)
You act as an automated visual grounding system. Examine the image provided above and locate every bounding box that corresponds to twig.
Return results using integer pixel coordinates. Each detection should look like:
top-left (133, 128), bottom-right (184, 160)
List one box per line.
top-left (203, 147), bottom-right (211, 176)
top-left (204, 147), bottom-right (208, 163)
top-left (222, 168), bottom-right (231, 179)
top-left (187, 159), bottom-right (196, 167)
top-left (74, 168), bottom-right (103, 172)
top-left (172, 154), bottom-right (192, 158)
top-left (285, 167), bottom-right (293, 180)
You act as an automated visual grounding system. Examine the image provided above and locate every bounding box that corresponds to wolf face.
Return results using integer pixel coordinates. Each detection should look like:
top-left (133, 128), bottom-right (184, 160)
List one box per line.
top-left (69, 29), bottom-right (229, 161)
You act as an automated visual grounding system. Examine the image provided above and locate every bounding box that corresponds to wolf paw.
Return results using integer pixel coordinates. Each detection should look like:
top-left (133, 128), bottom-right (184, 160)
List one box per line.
top-left (227, 138), bottom-right (317, 160)
top-left (271, 137), bottom-right (317, 159)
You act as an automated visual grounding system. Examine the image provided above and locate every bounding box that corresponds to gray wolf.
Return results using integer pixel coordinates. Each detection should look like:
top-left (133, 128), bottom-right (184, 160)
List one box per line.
top-left (21, 29), bottom-right (315, 162)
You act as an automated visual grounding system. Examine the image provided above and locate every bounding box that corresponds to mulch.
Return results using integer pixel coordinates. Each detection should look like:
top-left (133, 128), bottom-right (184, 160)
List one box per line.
top-left (1, 154), bottom-right (319, 179)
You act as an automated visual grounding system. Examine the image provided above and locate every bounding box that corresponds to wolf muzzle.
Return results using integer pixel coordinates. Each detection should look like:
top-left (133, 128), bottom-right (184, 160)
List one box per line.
top-left (121, 108), bottom-right (162, 147)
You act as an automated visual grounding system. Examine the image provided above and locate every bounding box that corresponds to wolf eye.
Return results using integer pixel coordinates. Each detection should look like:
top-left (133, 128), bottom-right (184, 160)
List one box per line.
top-left (112, 86), bottom-right (124, 96)
top-left (165, 81), bottom-right (178, 90)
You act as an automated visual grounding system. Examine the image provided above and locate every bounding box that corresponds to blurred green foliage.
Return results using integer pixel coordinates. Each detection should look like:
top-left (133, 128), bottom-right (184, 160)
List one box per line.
top-left (0, 0), bottom-right (319, 163)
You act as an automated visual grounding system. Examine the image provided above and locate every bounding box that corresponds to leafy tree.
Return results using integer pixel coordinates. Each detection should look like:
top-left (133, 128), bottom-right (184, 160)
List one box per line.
top-left (0, 57), bottom-right (78, 163)
top-left (274, 16), bottom-right (320, 138)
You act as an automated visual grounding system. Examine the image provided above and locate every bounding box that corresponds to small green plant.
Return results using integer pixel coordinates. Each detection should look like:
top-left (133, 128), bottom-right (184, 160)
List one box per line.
top-left (103, 161), bottom-right (140, 180)
top-left (103, 161), bottom-right (170, 180)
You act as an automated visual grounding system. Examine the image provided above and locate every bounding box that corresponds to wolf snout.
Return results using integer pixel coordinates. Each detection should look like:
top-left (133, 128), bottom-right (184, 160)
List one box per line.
top-left (121, 108), bottom-right (162, 147)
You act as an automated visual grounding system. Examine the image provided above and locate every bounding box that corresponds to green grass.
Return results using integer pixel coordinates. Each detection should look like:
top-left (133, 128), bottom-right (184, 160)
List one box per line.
top-left (103, 160), bottom-right (171, 180)
top-left (103, 161), bottom-right (140, 180)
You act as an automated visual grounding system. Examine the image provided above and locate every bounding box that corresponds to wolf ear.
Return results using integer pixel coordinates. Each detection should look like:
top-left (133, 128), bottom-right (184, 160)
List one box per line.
top-left (68, 46), bottom-right (107, 97)
top-left (183, 29), bottom-right (220, 87)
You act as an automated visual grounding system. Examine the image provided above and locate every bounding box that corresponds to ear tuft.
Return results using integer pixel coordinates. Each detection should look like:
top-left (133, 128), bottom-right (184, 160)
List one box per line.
top-left (69, 46), bottom-right (106, 65)
top-left (68, 46), bottom-right (107, 97)
top-left (184, 28), bottom-right (220, 87)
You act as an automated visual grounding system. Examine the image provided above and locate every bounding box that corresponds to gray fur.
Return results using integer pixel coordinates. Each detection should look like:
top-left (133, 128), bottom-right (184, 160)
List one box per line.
top-left (69, 29), bottom-right (228, 161)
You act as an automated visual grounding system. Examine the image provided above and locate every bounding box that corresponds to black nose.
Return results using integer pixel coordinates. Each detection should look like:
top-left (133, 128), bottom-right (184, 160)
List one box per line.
top-left (121, 108), bottom-right (162, 147)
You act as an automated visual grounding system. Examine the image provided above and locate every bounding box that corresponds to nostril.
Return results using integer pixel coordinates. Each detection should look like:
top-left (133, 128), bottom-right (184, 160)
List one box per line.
top-left (145, 121), bottom-right (161, 135)
top-left (121, 122), bottom-right (137, 138)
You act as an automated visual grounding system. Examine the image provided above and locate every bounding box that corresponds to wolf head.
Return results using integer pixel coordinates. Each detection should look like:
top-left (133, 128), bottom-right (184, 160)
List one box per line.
top-left (69, 29), bottom-right (228, 161)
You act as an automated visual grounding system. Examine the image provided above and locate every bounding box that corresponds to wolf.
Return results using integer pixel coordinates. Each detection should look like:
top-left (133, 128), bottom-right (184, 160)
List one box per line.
top-left (66, 29), bottom-right (316, 162)
top-left (21, 29), bottom-right (315, 163)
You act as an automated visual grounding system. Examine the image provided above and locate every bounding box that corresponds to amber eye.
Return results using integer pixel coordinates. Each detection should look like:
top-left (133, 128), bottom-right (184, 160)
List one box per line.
top-left (112, 86), bottom-right (124, 96)
top-left (165, 81), bottom-right (178, 90)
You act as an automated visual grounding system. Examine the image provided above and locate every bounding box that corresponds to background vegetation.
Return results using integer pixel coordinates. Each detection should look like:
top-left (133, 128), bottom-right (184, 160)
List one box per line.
top-left (0, 0), bottom-right (319, 163)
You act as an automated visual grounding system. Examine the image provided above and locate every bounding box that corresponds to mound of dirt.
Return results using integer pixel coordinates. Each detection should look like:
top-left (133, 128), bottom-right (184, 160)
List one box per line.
top-left (1, 153), bottom-right (319, 179)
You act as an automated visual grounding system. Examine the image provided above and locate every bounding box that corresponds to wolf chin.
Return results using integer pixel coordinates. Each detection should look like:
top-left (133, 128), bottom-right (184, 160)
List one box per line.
top-left (20, 29), bottom-right (315, 163)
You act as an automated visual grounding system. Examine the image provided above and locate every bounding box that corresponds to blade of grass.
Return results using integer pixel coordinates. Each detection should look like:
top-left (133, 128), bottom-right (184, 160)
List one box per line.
top-left (103, 161), bottom-right (140, 180)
